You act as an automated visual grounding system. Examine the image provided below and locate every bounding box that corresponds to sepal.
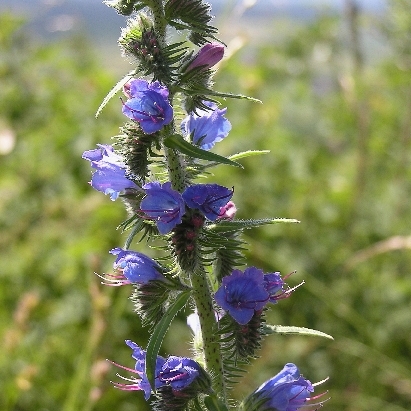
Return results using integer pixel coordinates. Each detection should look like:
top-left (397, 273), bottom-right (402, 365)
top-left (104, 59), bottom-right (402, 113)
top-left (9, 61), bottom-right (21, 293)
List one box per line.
top-left (171, 209), bottom-right (205, 272)
top-left (199, 229), bottom-right (246, 280)
top-left (218, 310), bottom-right (266, 362)
top-left (115, 121), bottom-right (162, 183)
top-left (131, 276), bottom-right (189, 330)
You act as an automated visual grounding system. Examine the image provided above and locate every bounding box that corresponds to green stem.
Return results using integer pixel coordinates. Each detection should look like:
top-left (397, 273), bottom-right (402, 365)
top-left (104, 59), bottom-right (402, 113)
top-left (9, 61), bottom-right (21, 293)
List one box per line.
top-left (150, 0), bottom-right (167, 44)
top-left (164, 145), bottom-right (186, 192)
top-left (190, 265), bottom-right (226, 400)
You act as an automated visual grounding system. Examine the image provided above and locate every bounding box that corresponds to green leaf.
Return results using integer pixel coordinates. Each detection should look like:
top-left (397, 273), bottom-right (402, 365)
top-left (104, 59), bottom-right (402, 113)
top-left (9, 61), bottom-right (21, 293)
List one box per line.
top-left (204, 394), bottom-right (230, 411)
top-left (262, 325), bottom-right (334, 340)
top-left (163, 134), bottom-right (243, 168)
top-left (95, 70), bottom-right (135, 118)
top-left (206, 89), bottom-right (262, 103)
top-left (207, 218), bottom-right (300, 233)
top-left (145, 291), bottom-right (191, 391)
top-left (227, 150), bottom-right (270, 161)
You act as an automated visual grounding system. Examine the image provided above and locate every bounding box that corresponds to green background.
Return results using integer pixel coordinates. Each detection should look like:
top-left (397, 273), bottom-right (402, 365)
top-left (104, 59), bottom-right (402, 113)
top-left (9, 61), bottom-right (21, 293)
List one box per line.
top-left (1, 1), bottom-right (411, 410)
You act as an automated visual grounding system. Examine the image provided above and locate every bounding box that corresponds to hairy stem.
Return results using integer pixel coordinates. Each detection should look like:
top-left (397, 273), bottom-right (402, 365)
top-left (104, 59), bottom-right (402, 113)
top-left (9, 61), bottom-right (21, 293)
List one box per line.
top-left (164, 145), bottom-right (187, 192)
top-left (189, 265), bottom-right (226, 400)
top-left (150, 0), bottom-right (167, 45)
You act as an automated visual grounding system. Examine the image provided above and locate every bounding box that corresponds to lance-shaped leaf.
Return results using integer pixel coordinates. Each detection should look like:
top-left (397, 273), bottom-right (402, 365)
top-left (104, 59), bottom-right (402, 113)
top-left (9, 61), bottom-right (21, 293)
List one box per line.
top-left (262, 324), bottom-right (334, 340)
top-left (163, 134), bottom-right (243, 168)
top-left (145, 291), bottom-right (191, 391)
top-left (95, 70), bottom-right (135, 118)
top-left (228, 150), bottom-right (270, 161)
top-left (204, 150), bottom-right (271, 169)
top-left (207, 218), bottom-right (300, 234)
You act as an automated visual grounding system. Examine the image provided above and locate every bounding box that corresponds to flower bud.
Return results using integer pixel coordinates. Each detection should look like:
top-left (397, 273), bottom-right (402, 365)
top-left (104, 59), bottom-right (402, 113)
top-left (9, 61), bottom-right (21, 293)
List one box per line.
top-left (218, 201), bottom-right (237, 220)
top-left (186, 42), bottom-right (224, 72)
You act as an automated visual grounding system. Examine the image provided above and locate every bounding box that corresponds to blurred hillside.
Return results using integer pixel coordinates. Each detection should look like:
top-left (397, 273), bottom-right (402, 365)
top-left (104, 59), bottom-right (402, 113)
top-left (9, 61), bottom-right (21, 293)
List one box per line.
top-left (1, 0), bottom-right (387, 74)
top-left (1, 1), bottom-right (411, 411)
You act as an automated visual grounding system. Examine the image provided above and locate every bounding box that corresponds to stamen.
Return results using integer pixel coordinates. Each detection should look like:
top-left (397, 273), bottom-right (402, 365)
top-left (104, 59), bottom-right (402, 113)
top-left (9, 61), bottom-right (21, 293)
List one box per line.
top-left (106, 359), bottom-right (140, 375)
top-left (94, 272), bottom-right (130, 286)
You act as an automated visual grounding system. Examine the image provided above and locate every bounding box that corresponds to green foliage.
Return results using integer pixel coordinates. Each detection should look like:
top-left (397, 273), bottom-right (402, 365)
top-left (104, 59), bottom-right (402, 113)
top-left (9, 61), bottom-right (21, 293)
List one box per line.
top-left (212, 3), bottom-right (411, 410)
top-left (0, 13), bottom-right (150, 411)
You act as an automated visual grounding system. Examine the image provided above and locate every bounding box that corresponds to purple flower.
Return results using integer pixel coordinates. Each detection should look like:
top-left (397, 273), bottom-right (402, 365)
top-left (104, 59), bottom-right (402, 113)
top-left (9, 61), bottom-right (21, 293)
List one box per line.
top-left (82, 144), bottom-right (137, 200)
top-left (122, 79), bottom-right (173, 134)
top-left (140, 181), bottom-right (185, 234)
top-left (109, 248), bottom-right (165, 284)
top-left (111, 341), bottom-right (210, 400)
top-left (186, 42), bottom-right (225, 72)
top-left (159, 356), bottom-right (203, 391)
top-left (182, 184), bottom-right (233, 221)
top-left (181, 102), bottom-right (231, 150)
top-left (214, 267), bottom-right (269, 325)
top-left (111, 340), bottom-right (166, 400)
top-left (247, 363), bottom-right (317, 411)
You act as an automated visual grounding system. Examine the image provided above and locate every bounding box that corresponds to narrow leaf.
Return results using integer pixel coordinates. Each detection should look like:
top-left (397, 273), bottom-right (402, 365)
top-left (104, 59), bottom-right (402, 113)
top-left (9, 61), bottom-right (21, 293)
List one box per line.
top-left (95, 71), bottom-right (135, 118)
top-left (163, 134), bottom-right (243, 168)
top-left (207, 218), bottom-right (300, 233)
top-left (145, 291), bottom-right (191, 391)
top-left (263, 325), bottom-right (334, 340)
top-left (207, 89), bottom-right (262, 103)
top-left (228, 150), bottom-right (270, 161)
top-left (204, 394), bottom-right (230, 411)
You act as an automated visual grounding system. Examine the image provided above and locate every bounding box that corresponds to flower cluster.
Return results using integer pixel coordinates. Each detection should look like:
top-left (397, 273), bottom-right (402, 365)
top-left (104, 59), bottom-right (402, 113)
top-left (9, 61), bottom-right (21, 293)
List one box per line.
top-left (85, 2), bottom-right (331, 411)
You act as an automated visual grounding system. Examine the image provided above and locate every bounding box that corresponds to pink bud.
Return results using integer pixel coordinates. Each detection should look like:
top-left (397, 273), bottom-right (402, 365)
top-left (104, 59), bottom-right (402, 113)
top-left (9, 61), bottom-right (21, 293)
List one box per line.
top-left (187, 42), bottom-right (224, 72)
top-left (218, 201), bottom-right (237, 220)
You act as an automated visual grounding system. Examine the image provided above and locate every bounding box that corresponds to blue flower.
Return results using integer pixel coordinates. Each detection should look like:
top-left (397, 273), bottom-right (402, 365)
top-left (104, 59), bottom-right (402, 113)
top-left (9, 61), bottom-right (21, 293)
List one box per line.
top-left (111, 340), bottom-right (166, 400)
top-left (82, 144), bottom-right (137, 200)
top-left (109, 248), bottom-right (165, 284)
top-left (140, 181), bottom-right (186, 234)
top-left (182, 184), bottom-right (233, 221)
top-left (214, 267), bottom-right (269, 325)
top-left (159, 356), bottom-right (205, 391)
top-left (181, 102), bottom-right (231, 150)
top-left (247, 363), bottom-right (316, 411)
top-left (122, 79), bottom-right (173, 134)
top-left (111, 341), bottom-right (210, 400)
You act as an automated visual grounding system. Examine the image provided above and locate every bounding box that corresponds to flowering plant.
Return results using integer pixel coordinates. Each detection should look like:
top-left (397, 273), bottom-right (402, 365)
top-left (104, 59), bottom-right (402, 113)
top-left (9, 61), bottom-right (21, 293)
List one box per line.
top-left (84, 1), bottom-right (332, 410)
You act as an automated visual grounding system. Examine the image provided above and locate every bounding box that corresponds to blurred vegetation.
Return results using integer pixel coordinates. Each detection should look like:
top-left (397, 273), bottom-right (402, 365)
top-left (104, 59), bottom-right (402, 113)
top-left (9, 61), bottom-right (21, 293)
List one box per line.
top-left (1, 1), bottom-right (411, 411)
